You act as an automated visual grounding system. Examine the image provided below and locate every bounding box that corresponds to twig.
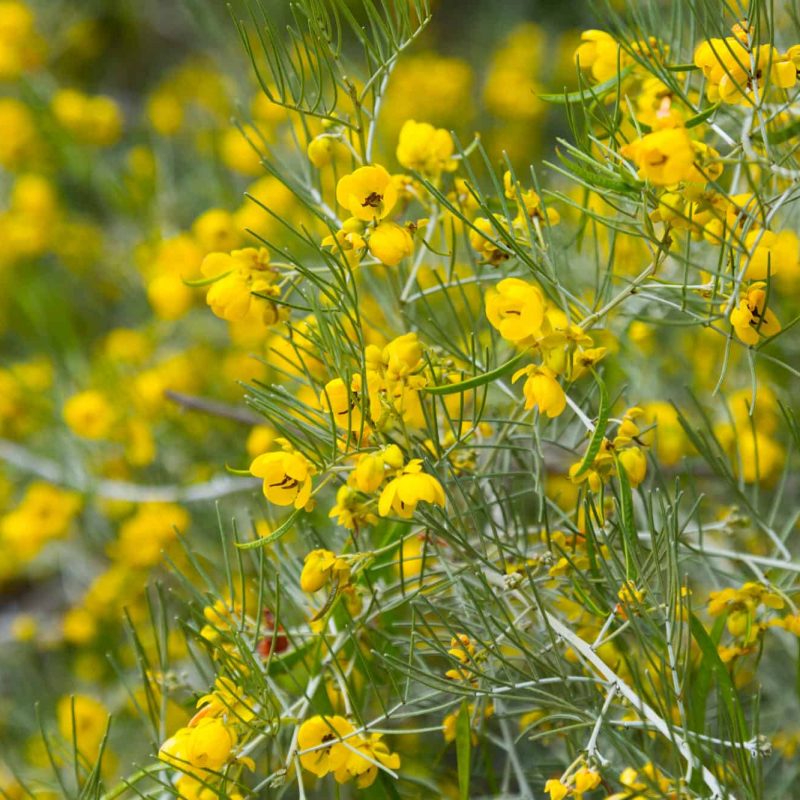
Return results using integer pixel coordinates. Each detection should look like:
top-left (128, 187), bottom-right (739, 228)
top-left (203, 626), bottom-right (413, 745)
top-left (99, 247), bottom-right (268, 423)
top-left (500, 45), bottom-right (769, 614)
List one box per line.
top-left (0, 438), bottom-right (258, 503)
top-left (165, 391), bottom-right (262, 426)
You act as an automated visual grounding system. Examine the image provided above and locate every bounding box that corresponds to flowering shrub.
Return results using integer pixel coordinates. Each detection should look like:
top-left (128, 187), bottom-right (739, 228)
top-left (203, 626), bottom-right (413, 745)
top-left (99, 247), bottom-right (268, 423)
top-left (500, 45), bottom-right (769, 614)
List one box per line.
top-left (2, 0), bottom-right (800, 797)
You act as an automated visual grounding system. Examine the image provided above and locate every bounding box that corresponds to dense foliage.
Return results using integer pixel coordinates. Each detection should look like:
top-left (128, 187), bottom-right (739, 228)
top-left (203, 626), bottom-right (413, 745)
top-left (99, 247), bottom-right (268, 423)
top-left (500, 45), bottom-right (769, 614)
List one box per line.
top-left (2, 1), bottom-right (800, 798)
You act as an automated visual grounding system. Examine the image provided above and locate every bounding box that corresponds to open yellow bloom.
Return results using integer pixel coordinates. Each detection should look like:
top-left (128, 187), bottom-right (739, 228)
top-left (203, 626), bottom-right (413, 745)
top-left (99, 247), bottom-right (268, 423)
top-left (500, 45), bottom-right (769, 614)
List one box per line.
top-left (337, 732), bottom-right (401, 788)
top-left (695, 38), bottom-right (796, 104)
top-left (743, 229), bottom-right (800, 281)
top-left (201, 247), bottom-right (280, 322)
top-left (620, 128), bottom-right (696, 185)
top-left (159, 717), bottom-right (236, 778)
top-left (378, 459), bottom-right (445, 518)
top-left (512, 364), bottom-right (566, 417)
top-left (322, 218), bottom-right (367, 267)
top-left (396, 119), bottom-right (455, 176)
top-left (485, 278), bottom-right (545, 342)
top-left (297, 715), bottom-right (355, 778)
top-left (729, 282), bottom-right (781, 345)
top-left (250, 445), bottom-right (314, 508)
top-left (336, 164), bottom-right (397, 222)
top-left (297, 715), bottom-right (400, 787)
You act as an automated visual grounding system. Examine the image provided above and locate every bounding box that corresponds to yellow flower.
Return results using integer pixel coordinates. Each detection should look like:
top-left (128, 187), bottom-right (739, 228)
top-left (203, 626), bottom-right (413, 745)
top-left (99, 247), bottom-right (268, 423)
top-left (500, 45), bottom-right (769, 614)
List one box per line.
top-left (104, 328), bottom-right (151, 364)
top-left (708, 581), bottom-right (784, 618)
top-left (544, 778), bottom-right (570, 800)
top-left (352, 445), bottom-right (404, 492)
top-left (320, 375), bottom-right (367, 432)
top-left (336, 164), bottom-right (397, 222)
top-left (108, 503), bottom-right (188, 568)
top-left (574, 30), bottom-right (626, 82)
top-left (469, 215), bottom-right (509, 264)
top-left (620, 128), bottom-right (696, 185)
top-left (695, 38), bottom-right (796, 104)
top-left (0, 97), bottom-right (38, 169)
top-left (770, 614), bottom-right (800, 636)
top-left (485, 278), bottom-right (545, 343)
top-left (618, 580), bottom-right (646, 609)
top-left (573, 767), bottom-right (602, 793)
top-left (639, 402), bottom-right (688, 467)
top-left (246, 424), bottom-right (275, 458)
top-left (250, 445), bottom-right (315, 508)
top-left (378, 459), bottom-right (445, 518)
top-left (51, 89), bottom-right (122, 146)
top-left (300, 548), bottom-right (350, 593)
top-left (322, 222), bottom-right (367, 267)
top-left (382, 332), bottom-right (424, 379)
top-left (57, 695), bottom-right (108, 761)
top-left (395, 119), bottom-right (455, 176)
top-left (448, 633), bottom-right (476, 663)
top-left (192, 208), bottom-right (242, 253)
top-left (195, 677), bottom-right (256, 723)
top-left (511, 364), bottom-right (566, 417)
top-left (729, 282), bottom-right (781, 345)
top-left (335, 732), bottom-right (401, 788)
top-left (63, 390), bottom-right (115, 439)
top-left (219, 125), bottom-right (261, 175)
top-left (159, 717), bottom-right (236, 777)
top-left (504, 171), bottom-right (560, 226)
top-left (146, 89), bottom-right (183, 135)
top-left (735, 428), bottom-right (784, 484)
top-left (328, 484), bottom-right (378, 530)
top-left (0, 1), bottom-right (45, 80)
top-left (743, 229), bottom-right (800, 281)
top-left (617, 446), bottom-right (647, 487)
top-left (307, 135), bottom-right (339, 168)
top-left (368, 221), bottom-right (414, 266)
top-left (201, 247), bottom-right (280, 322)
top-left (174, 775), bottom-right (243, 800)
top-left (297, 715), bottom-right (355, 778)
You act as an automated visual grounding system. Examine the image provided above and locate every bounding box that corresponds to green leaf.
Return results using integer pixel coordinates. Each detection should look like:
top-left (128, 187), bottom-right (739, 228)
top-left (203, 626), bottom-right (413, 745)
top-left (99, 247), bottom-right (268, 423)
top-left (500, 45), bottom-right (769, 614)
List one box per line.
top-left (235, 508), bottom-right (303, 549)
top-left (572, 373), bottom-right (609, 478)
top-left (424, 350), bottom-right (528, 396)
top-left (456, 700), bottom-right (471, 800)
top-left (538, 66), bottom-right (633, 104)
top-left (226, 464), bottom-right (254, 476)
top-left (554, 149), bottom-right (639, 193)
top-left (182, 271), bottom-right (230, 288)
top-left (685, 103), bottom-right (721, 129)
